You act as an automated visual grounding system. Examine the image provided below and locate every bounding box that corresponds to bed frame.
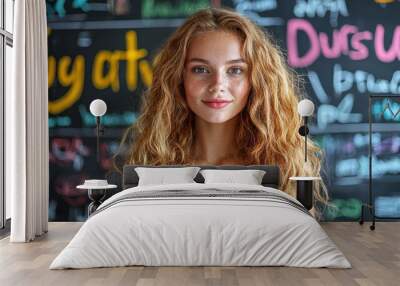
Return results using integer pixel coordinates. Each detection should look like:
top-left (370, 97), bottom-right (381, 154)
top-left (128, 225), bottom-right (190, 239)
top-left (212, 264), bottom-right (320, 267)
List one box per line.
top-left (103, 165), bottom-right (311, 212)
top-left (121, 165), bottom-right (280, 190)
top-left (106, 165), bottom-right (280, 197)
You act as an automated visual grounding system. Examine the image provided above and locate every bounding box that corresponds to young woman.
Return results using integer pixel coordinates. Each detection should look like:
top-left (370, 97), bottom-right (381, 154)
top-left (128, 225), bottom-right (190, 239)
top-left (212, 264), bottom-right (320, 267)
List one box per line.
top-left (114, 7), bottom-right (328, 208)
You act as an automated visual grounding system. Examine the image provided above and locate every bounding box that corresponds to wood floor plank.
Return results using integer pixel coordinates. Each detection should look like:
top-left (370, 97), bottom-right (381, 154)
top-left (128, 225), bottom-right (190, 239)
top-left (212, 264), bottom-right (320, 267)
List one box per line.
top-left (0, 222), bottom-right (399, 286)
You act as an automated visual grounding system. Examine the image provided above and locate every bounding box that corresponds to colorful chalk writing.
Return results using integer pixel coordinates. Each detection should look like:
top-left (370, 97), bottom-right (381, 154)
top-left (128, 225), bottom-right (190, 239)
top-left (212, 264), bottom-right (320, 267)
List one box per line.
top-left (79, 105), bottom-right (138, 127)
top-left (333, 64), bottom-right (400, 95)
top-left (92, 31), bottom-right (152, 92)
top-left (375, 196), bottom-right (400, 218)
top-left (324, 198), bottom-right (362, 220)
top-left (50, 138), bottom-right (90, 171)
top-left (232, 0), bottom-right (283, 26)
top-left (319, 133), bottom-right (400, 156)
top-left (316, 132), bottom-right (400, 180)
top-left (336, 156), bottom-right (400, 178)
top-left (49, 116), bottom-right (72, 128)
top-left (49, 137), bottom-right (120, 221)
top-left (48, 54), bottom-right (85, 114)
top-left (46, 0), bottom-right (90, 18)
top-left (287, 20), bottom-right (400, 68)
top-left (373, 99), bottom-right (400, 122)
top-left (293, 0), bottom-right (348, 26)
top-left (316, 94), bottom-right (362, 129)
top-left (142, 0), bottom-right (209, 18)
top-left (374, 0), bottom-right (396, 4)
top-left (48, 30), bottom-right (153, 115)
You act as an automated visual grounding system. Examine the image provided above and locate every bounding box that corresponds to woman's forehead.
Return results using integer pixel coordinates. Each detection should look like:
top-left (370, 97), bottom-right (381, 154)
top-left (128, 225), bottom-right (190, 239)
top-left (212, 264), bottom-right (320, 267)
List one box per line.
top-left (186, 30), bottom-right (246, 64)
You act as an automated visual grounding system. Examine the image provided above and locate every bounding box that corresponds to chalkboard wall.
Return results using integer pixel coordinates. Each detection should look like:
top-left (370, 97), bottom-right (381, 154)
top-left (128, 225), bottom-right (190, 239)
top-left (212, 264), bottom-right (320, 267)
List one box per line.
top-left (47, 0), bottom-right (400, 221)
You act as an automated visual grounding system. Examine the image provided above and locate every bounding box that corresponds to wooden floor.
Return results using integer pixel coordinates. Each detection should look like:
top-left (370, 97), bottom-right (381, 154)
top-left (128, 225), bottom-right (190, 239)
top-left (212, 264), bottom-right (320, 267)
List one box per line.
top-left (0, 222), bottom-right (399, 286)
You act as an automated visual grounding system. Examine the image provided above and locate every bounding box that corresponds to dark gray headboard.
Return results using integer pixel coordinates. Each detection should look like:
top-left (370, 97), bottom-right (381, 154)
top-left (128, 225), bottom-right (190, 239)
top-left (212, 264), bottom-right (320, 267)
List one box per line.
top-left (122, 165), bottom-right (280, 190)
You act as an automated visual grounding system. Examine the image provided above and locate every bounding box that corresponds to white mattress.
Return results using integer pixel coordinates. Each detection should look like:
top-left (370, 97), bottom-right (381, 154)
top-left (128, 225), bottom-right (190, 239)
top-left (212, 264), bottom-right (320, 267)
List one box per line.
top-left (50, 183), bottom-right (351, 269)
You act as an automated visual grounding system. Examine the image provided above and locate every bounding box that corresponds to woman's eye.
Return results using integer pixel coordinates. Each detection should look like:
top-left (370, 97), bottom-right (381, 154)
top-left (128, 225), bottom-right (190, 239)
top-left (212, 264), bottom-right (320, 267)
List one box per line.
top-left (228, 67), bottom-right (243, 75)
top-left (192, 66), bottom-right (209, 74)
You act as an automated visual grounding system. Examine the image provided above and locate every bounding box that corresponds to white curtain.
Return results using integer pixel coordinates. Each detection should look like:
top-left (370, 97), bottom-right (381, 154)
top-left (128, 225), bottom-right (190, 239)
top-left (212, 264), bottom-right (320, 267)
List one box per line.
top-left (7, 0), bottom-right (48, 242)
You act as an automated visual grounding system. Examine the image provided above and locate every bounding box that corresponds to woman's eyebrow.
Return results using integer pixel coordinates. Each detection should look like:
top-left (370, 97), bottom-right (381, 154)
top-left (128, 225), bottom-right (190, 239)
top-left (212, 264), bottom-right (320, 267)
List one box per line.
top-left (226, 59), bottom-right (246, 64)
top-left (187, 58), bottom-right (246, 64)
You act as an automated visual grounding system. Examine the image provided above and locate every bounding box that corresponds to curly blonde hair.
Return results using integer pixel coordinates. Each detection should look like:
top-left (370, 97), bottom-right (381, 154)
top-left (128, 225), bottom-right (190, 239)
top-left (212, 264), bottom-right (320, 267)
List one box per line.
top-left (115, 7), bottom-right (328, 208)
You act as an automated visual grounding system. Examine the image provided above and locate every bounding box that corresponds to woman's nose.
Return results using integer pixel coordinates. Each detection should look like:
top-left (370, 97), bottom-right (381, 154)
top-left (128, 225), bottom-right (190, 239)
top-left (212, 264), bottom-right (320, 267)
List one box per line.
top-left (209, 71), bottom-right (226, 93)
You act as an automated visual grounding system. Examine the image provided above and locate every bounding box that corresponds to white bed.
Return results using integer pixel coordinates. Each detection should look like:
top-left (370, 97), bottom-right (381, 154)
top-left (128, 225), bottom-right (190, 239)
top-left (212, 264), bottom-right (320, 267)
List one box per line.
top-left (50, 183), bottom-right (351, 269)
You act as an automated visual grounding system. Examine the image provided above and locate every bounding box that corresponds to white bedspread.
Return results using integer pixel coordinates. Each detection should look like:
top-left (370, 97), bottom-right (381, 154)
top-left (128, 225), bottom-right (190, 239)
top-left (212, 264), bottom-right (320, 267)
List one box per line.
top-left (50, 183), bottom-right (351, 269)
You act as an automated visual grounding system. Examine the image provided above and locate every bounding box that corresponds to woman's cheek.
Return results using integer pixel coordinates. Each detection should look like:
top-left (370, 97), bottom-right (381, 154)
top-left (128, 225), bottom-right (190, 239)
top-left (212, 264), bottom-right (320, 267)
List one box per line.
top-left (185, 77), bottom-right (204, 97)
top-left (184, 85), bottom-right (203, 110)
top-left (232, 80), bottom-right (250, 101)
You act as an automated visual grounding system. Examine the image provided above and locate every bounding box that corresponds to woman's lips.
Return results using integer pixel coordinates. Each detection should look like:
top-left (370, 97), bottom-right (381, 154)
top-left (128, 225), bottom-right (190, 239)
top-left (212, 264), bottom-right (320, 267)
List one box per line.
top-left (202, 100), bottom-right (233, 109)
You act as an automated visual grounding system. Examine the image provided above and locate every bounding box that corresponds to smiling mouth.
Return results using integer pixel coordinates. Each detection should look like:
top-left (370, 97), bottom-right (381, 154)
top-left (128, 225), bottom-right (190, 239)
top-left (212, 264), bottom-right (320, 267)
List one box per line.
top-left (202, 100), bottom-right (233, 109)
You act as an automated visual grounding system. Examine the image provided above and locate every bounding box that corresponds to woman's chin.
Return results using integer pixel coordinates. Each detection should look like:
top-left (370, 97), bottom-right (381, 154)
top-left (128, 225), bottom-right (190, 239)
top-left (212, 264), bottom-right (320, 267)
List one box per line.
top-left (197, 114), bottom-right (237, 124)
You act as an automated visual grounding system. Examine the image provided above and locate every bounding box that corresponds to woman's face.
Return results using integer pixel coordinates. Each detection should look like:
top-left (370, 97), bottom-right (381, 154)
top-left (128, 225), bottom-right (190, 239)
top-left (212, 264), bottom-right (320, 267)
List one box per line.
top-left (183, 30), bottom-right (251, 124)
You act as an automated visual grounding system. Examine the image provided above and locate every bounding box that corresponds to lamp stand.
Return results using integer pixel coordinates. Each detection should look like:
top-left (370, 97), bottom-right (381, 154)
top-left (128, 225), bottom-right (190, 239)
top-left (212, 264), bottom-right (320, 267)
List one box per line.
top-left (304, 117), bottom-right (308, 162)
top-left (95, 116), bottom-right (100, 164)
top-left (299, 117), bottom-right (309, 163)
top-left (95, 116), bottom-right (105, 165)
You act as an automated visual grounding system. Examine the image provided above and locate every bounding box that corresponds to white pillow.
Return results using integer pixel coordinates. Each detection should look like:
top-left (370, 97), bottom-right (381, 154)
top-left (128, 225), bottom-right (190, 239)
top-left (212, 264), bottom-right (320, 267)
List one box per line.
top-left (200, 169), bottom-right (266, 185)
top-left (135, 167), bottom-right (201, 186)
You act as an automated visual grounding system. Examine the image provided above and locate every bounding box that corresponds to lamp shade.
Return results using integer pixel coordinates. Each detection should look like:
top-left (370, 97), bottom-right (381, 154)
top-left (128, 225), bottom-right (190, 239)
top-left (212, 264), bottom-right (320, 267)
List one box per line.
top-left (297, 99), bottom-right (315, 117)
top-left (89, 99), bottom-right (107, 117)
